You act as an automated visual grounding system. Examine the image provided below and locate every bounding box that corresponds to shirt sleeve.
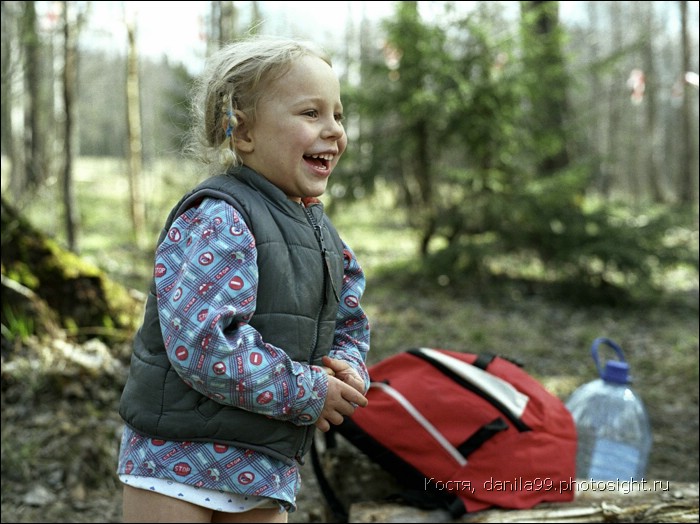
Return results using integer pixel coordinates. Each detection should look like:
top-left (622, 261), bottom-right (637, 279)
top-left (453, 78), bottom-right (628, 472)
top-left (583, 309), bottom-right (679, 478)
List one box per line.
top-left (328, 242), bottom-right (371, 394)
top-left (154, 197), bottom-right (328, 426)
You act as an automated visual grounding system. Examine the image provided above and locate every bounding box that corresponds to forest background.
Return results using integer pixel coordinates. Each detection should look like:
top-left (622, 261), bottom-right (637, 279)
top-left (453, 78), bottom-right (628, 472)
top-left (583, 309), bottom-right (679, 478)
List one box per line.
top-left (1, 1), bottom-right (698, 522)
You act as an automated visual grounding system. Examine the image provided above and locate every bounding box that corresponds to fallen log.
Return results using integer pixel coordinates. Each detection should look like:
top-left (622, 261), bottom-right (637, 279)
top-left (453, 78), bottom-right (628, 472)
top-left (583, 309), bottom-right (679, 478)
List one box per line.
top-left (346, 481), bottom-right (699, 523)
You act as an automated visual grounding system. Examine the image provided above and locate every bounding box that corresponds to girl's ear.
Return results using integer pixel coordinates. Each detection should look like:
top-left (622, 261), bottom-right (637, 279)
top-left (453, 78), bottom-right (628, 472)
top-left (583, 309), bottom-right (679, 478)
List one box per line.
top-left (232, 110), bottom-right (254, 153)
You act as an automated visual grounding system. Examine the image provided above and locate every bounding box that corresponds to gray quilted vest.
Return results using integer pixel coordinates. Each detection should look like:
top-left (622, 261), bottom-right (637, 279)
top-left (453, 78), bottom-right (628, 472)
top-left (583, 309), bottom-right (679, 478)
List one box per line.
top-left (119, 165), bottom-right (345, 464)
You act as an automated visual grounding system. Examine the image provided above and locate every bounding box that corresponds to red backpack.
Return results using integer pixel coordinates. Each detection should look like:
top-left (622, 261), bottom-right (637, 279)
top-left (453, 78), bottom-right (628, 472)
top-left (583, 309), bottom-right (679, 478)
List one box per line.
top-left (312, 347), bottom-right (577, 520)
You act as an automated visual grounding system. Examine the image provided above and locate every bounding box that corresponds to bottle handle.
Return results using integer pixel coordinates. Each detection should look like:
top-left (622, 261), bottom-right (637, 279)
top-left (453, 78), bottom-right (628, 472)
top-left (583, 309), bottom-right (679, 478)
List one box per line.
top-left (591, 337), bottom-right (627, 378)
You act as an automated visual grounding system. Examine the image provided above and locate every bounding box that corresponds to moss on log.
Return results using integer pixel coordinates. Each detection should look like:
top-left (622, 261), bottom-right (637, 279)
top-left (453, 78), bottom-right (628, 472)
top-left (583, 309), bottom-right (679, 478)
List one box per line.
top-left (1, 197), bottom-right (140, 344)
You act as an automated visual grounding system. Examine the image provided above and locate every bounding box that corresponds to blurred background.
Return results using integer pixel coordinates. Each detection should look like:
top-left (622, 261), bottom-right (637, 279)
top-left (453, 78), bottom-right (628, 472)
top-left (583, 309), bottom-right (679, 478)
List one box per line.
top-left (1, 1), bottom-right (698, 293)
top-left (1, 1), bottom-right (698, 522)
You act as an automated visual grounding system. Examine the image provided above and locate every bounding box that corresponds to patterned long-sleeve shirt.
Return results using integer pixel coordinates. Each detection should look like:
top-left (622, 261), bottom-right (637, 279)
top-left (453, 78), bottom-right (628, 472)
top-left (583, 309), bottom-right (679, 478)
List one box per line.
top-left (116, 197), bottom-right (370, 510)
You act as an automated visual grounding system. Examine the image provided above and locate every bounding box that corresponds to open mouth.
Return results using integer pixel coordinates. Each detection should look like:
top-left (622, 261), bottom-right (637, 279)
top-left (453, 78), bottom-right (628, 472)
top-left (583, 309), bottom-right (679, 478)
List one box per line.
top-left (304, 153), bottom-right (333, 171)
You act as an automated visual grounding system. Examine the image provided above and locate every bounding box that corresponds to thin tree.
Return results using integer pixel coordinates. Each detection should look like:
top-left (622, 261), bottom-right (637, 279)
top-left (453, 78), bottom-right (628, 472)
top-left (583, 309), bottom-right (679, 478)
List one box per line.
top-left (1, 2), bottom-right (25, 199)
top-left (61, 0), bottom-right (80, 252)
top-left (519, 0), bottom-right (570, 176)
top-left (585, 1), bottom-right (606, 196)
top-left (21, 1), bottom-right (43, 192)
top-left (678, 0), bottom-right (695, 206)
top-left (250, 1), bottom-right (262, 33)
top-left (641, 2), bottom-right (665, 203)
top-left (219, 1), bottom-right (237, 45)
top-left (383, 1), bottom-right (438, 256)
top-left (125, 16), bottom-right (146, 249)
top-left (209, 1), bottom-right (237, 53)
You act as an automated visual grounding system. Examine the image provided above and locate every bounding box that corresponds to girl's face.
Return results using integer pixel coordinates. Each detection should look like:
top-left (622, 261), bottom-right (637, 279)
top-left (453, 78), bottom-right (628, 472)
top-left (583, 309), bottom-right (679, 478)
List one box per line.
top-left (236, 55), bottom-right (347, 203)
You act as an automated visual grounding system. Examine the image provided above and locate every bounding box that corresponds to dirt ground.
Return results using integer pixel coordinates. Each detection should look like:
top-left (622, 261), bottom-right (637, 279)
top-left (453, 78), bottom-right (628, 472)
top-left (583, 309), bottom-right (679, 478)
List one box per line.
top-left (2, 282), bottom-right (698, 523)
top-left (1, 333), bottom-right (698, 524)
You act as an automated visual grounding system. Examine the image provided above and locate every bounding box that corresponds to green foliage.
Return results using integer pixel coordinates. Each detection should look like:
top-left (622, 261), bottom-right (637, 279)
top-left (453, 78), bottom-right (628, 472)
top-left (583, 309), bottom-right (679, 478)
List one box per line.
top-left (3, 261), bottom-right (40, 289)
top-left (1, 304), bottom-right (35, 344)
top-left (332, 1), bottom-right (698, 306)
top-left (421, 164), bottom-right (698, 305)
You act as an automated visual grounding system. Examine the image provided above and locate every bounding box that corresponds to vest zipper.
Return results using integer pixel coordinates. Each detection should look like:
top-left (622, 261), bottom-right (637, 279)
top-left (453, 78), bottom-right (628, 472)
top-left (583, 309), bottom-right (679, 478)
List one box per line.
top-left (299, 205), bottom-right (339, 462)
top-left (304, 208), bottom-right (339, 303)
top-left (302, 205), bottom-right (339, 361)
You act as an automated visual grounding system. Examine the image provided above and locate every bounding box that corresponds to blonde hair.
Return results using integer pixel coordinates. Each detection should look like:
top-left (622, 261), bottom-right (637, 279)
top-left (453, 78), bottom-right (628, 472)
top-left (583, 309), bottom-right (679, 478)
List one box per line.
top-left (184, 35), bottom-right (332, 175)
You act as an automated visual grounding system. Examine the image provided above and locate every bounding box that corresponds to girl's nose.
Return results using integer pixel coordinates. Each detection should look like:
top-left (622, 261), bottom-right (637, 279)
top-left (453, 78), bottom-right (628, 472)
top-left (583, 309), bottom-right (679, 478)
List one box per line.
top-left (322, 117), bottom-right (344, 139)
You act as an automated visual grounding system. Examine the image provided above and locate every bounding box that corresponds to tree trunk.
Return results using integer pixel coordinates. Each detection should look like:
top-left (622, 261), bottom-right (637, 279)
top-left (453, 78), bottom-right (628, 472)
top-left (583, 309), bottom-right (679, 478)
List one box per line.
top-left (209, 1), bottom-right (238, 52)
top-left (642, 2), bottom-right (665, 203)
top-left (603, 1), bottom-right (623, 198)
top-left (520, 0), bottom-right (570, 176)
top-left (250, 1), bottom-right (262, 33)
top-left (1, 2), bottom-right (24, 199)
top-left (126, 20), bottom-right (146, 249)
top-left (678, 0), bottom-right (695, 205)
top-left (21, 1), bottom-right (44, 191)
top-left (219, 1), bottom-right (237, 45)
top-left (61, 1), bottom-right (80, 252)
top-left (586, 2), bottom-right (606, 196)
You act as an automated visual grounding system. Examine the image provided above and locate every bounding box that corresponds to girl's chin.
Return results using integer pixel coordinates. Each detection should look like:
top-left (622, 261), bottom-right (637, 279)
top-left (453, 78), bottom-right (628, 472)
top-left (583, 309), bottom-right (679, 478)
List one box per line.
top-left (287, 187), bottom-right (326, 203)
top-left (306, 181), bottom-right (329, 197)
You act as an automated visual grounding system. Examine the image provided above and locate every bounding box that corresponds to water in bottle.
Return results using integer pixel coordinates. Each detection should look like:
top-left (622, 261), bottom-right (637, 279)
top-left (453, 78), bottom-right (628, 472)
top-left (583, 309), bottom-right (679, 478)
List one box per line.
top-left (565, 337), bottom-right (652, 480)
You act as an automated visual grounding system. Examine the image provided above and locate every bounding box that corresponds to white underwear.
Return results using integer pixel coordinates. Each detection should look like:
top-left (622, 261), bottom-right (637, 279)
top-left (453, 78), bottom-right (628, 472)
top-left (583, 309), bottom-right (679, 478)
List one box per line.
top-left (119, 474), bottom-right (283, 513)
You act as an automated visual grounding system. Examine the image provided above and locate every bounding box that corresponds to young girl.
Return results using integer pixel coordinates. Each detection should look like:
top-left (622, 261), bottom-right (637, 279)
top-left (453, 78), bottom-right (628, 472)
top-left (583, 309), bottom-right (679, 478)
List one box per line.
top-left (116, 35), bottom-right (371, 523)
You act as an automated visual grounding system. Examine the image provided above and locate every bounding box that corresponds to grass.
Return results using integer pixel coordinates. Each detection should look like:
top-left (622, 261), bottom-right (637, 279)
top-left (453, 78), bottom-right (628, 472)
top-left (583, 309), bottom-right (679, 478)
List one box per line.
top-left (2, 156), bottom-right (699, 482)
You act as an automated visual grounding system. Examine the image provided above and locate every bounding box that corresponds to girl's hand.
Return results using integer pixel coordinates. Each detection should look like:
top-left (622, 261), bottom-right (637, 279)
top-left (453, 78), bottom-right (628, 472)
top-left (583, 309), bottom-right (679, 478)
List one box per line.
top-left (321, 356), bottom-right (365, 394)
top-left (315, 374), bottom-right (368, 432)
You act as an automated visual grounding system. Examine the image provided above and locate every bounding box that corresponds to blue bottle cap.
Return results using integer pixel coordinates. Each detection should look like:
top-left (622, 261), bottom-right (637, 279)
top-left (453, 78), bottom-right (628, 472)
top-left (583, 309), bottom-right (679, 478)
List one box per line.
top-left (592, 337), bottom-right (631, 384)
top-left (602, 360), bottom-right (630, 384)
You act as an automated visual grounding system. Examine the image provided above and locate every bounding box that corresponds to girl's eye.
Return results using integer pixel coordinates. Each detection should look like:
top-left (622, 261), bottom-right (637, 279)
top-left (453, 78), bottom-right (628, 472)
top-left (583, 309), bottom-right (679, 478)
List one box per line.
top-left (303, 110), bottom-right (318, 118)
top-left (335, 113), bottom-right (344, 123)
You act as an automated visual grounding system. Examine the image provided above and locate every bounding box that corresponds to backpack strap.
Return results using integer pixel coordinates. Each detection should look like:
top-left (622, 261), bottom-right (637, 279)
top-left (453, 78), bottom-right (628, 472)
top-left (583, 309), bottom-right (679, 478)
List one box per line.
top-left (387, 489), bottom-right (466, 518)
top-left (472, 353), bottom-right (496, 369)
top-left (315, 417), bottom-right (469, 520)
top-left (311, 431), bottom-right (467, 521)
top-left (310, 432), bottom-right (349, 523)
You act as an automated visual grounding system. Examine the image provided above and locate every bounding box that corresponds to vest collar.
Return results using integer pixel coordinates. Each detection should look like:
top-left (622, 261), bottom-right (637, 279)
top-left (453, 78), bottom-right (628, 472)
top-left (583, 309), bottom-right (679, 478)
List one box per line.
top-left (230, 165), bottom-right (325, 223)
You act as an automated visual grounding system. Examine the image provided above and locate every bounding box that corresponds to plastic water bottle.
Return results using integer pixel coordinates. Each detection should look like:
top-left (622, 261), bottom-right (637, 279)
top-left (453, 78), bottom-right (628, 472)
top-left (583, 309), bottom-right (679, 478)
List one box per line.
top-left (565, 337), bottom-right (652, 480)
